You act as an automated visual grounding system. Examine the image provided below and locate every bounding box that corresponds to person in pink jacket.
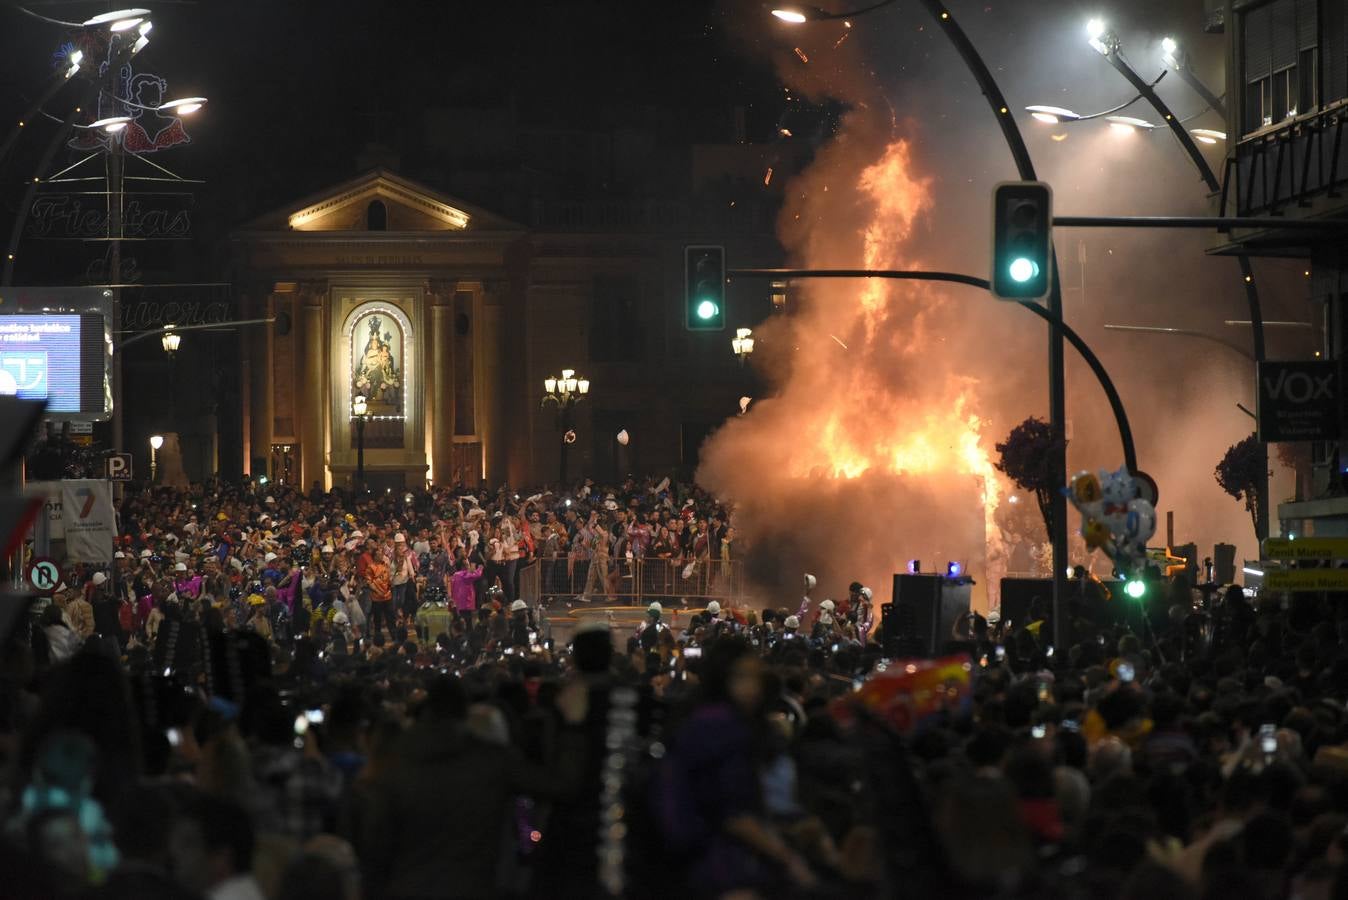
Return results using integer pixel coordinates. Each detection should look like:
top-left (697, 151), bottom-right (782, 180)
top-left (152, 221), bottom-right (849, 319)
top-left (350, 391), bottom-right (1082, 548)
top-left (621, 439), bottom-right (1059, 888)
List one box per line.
top-left (450, 561), bottom-right (485, 614)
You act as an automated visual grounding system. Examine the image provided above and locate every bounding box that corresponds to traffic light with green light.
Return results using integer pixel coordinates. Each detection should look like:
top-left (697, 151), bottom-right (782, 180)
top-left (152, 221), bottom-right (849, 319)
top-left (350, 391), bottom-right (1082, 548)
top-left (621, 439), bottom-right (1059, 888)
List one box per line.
top-left (991, 181), bottom-right (1053, 301)
top-left (685, 245), bottom-right (726, 331)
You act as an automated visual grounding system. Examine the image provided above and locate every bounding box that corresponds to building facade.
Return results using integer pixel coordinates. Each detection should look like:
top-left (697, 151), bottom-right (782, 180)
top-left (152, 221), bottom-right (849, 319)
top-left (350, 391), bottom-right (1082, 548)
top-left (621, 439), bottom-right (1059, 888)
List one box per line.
top-left (1214, 0), bottom-right (1348, 532)
top-left (230, 168), bottom-right (779, 490)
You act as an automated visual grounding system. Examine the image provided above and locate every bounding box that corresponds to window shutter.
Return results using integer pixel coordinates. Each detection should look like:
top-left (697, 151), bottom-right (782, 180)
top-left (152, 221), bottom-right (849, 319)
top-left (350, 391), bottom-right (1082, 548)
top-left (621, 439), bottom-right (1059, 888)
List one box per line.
top-left (1272, 0), bottom-right (1298, 71)
top-left (1245, 3), bottom-right (1274, 81)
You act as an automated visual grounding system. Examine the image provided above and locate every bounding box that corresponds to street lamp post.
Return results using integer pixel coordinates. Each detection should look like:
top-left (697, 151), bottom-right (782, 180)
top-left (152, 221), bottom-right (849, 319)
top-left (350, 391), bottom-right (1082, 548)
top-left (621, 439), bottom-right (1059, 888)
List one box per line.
top-left (149, 433), bottom-right (163, 483)
top-left (731, 328), bottom-right (755, 364)
top-left (1080, 18), bottom-right (1271, 542)
top-left (542, 369), bottom-right (590, 484)
top-left (352, 395), bottom-right (368, 492)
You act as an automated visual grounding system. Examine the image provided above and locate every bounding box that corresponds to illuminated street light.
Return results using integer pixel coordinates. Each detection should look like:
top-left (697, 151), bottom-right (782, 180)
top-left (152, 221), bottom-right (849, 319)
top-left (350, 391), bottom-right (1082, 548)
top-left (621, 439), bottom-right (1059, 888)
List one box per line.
top-left (158, 97), bottom-right (207, 115)
top-left (149, 433), bottom-right (163, 482)
top-left (1190, 128), bottom-right (1226, 145)
top-left (89, 116), bottom-right (133, 133)
top-left (160, 326), bottom-right (181, 355)
top-left (82, 8), bottom-right (151, 30)
top-left (542, 367), bottom-right (591, 482)
top-left (1106, 115), bottom-right (1156, 134)
top-left (771, 8), bottom-right (811, 23)
top-left (1161, 35), bottom-right (1178, 66)
top-left (1025, 105), bottom-right (1080, 124)
top-left (731, 327), bottom-right (755, 363)
top-left (1087, 18), bottom-right (1117, 55)
top-left (65, 50), bottom-right (84, 79)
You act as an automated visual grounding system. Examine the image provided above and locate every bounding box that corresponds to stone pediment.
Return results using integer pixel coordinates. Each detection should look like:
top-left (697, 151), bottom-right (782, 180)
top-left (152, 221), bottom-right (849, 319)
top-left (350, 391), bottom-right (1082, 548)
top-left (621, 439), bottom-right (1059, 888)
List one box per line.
top-left (239, 168), bottom-right (520, 234)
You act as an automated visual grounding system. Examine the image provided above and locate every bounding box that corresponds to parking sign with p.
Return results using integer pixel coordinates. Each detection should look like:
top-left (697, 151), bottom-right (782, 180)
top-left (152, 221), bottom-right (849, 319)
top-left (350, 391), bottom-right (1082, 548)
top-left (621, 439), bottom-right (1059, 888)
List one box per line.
top-left (107, 452), bottom-right (132, 482)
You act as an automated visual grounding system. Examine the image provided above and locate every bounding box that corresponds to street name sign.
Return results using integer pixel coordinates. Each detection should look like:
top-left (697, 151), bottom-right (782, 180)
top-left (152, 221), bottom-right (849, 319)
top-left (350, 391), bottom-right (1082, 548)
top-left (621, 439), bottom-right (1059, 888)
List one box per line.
top-left (1264, 568), bottom-right (1348, 592)
top-left (1263, 537), bottom-right (1348, 560)
top-left (1257, 360), bottom-right (1342, 442)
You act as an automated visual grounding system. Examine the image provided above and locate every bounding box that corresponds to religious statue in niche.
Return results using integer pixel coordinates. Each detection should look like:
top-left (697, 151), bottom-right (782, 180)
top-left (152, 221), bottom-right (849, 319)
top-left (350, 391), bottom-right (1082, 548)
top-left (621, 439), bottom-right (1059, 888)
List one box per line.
top-left (352, 314), bottom-right (402, 411)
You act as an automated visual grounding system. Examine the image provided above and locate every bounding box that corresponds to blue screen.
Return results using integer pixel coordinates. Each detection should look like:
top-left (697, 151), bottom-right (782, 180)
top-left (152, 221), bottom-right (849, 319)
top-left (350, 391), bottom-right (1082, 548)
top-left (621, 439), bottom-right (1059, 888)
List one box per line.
top-left (0, 315), bottom-right (82, 412)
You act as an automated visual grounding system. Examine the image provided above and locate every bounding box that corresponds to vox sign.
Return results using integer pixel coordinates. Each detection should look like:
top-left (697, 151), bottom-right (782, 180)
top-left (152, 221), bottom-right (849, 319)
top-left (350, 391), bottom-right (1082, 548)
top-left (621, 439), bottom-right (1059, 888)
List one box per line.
top-left (1257, 360), bottom-right (1342, 442)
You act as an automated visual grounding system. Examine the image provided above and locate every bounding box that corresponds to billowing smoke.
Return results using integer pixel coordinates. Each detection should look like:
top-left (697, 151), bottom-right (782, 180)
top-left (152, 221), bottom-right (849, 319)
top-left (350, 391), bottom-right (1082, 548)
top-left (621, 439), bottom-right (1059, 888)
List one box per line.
top-left (701, 1), bottom-right (1304, 609)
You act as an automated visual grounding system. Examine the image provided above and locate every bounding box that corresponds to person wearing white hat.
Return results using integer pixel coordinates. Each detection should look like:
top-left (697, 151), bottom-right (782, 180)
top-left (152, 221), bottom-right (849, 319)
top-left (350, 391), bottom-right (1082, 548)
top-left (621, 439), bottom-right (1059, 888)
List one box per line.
top-left (633, 601), bottom-right (669, 652)
top-left (91, 571), bottom-right (107, 587)
top-left (784, 615), bottom-right (800, 633)
top-left (510, 599), bottom-right (527, 612)
top-left (175, 562), bottom-right (188, 572)
top-left (140, 549), bottom-right (153, 560)
top-left (113, 551), bottom-right (125, 560)
top-left (264, 552), bottom-right (277, 564)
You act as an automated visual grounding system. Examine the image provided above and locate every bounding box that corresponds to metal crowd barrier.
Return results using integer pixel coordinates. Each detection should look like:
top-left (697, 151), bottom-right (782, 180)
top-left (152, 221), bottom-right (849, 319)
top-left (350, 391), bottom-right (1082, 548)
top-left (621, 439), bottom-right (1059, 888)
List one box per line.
top-left (528, 556), bottom-right (746, 606)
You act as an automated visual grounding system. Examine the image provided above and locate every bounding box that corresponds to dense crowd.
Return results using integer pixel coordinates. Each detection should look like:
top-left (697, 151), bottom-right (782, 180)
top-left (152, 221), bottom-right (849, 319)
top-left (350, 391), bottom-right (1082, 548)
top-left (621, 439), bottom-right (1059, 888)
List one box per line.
top-left (5, 477), bottom-right (1348, 899)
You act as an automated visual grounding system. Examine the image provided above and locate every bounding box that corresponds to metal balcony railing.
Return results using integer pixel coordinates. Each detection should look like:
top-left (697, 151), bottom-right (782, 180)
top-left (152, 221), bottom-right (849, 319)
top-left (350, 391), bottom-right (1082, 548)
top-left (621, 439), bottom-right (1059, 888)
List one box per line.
top-left (1222, 103), bottom-right (1348, 218)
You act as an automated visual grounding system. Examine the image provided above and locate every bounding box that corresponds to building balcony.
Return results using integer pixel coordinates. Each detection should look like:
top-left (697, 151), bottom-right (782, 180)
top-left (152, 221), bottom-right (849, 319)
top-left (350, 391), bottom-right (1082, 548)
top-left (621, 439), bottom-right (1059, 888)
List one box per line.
top-left (1212, 102), bottom-right (1348, 256)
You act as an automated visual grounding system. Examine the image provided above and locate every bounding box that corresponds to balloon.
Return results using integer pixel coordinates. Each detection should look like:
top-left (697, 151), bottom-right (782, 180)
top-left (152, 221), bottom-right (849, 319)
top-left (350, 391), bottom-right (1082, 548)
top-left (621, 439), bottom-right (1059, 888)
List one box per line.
top-left (616, 429), bottom-right (630, 446)
top-left (1069, 471), bottom-right (1102, 505)
top-left (1125, 498), bottom-right (1157, 544)
top-left (1083, 519), bottom-right (1113, 550)
top-left (1099, 466), bottom-right (1138, 515)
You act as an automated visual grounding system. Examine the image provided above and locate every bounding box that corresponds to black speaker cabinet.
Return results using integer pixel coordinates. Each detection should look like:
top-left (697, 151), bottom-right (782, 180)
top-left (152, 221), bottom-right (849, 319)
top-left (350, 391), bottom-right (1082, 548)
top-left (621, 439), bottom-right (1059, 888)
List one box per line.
top-left (1214, 543), bottom-right (1236, 585)
top-left (887, 574), bottom-right (972, 657)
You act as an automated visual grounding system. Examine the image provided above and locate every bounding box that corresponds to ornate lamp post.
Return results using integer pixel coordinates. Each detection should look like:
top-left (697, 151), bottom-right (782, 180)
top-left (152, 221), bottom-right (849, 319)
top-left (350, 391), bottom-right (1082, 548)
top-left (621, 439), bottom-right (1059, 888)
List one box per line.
top-left (731, 327), bottom-right (755, 365)
top-left (160, 325), bottom-right (181, 357)
top-left (149, 433), bottom-right (162, 483)
top-left (542, 368), bottom-right (590, 483)
top-left (352, 394), bottom-right (368, 492)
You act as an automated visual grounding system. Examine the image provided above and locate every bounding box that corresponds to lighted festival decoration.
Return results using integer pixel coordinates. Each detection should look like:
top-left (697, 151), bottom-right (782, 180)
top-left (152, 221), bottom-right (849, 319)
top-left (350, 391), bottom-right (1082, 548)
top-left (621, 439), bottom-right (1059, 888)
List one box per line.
top-left (69, 63), bottom-right (192, 154)
top-left (1065, 466), bottom-right (1157, 576)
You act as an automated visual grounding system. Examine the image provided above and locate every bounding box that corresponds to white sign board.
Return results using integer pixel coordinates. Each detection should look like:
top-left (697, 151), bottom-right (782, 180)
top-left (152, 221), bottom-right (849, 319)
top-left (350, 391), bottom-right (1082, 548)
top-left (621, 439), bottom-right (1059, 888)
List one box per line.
top-left (61, 479), bottom-right (114, 564)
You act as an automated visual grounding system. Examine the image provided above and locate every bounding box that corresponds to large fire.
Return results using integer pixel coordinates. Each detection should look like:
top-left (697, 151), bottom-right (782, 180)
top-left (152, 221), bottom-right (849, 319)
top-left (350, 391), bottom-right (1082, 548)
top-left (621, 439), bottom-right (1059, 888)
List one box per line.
top-left (700, 137), bottom-right (1009, 609)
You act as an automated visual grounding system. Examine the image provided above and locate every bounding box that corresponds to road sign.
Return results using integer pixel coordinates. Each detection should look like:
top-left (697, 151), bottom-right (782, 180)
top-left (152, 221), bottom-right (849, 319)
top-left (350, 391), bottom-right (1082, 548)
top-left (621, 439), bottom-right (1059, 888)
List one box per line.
top-left (25, 556), bottom-right (62, 595)
top-left (1264, 568), bottom-right (1348, 592)
top-left (1263, 537), bottom-right (1348, 560)
top-left (106, 452), bottom-right (133, 481)
top-left (1257, 360), bottom-right (1342, 442)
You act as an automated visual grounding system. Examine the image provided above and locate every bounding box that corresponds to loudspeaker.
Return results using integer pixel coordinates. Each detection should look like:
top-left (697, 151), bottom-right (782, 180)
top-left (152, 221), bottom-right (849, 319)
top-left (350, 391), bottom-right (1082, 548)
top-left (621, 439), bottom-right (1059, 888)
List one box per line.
top-left (1214, 543), bottom-right (1236, 585)
top-left (888, 574), bottom-right (972, 657)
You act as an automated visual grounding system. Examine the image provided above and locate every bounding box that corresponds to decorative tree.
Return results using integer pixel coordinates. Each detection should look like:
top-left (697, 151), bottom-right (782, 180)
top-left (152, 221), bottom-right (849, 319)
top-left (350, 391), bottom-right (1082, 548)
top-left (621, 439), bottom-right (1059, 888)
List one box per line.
top-left (995, 416), bottom-right (1067, 540)
top-left (1215, 433), bottom-right (1268, 542)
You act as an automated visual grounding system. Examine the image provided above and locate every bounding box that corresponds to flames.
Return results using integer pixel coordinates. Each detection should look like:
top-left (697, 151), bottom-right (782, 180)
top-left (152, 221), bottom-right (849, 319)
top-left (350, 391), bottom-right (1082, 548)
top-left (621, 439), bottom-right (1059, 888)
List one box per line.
top-left (799, 139), bottom-right (1002, 498)
top-left (705, 138), bottom-right (1007, 606)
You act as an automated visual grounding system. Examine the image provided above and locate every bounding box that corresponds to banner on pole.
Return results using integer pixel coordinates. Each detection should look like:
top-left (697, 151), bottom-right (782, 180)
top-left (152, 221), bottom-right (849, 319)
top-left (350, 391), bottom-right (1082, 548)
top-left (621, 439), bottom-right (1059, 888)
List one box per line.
top-left (60, 479), bottom-right (114, 564)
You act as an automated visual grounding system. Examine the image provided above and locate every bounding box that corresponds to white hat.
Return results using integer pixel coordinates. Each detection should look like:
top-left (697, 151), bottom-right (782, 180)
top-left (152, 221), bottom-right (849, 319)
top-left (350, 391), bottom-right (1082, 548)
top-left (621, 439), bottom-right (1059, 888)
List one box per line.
top-left (859, 586), bottom-right (873, 601)
top-left (333, 611), bottom-right (350, 626)
top-left (804, 573), bottom-right (817, 592)
top-left (820, 599), bottom-right (835, 612)
top-left (603, 500), bottom-right (619, 511)
top-left (321, 544), bottom-right (335, 554)
top-left (113, 551), bottom-right (125, 559)
top-left (706, 601), bottom-right (721, 616)
top-left (351, 530), bottom-right (364, 539)
top-left (174, 562), bottom-right (188, 572)
top-left (264, 552), bottom-right (277, 563)
top-left (265, 496), bottom-right (275, 504)
top-left (820, 612), bottom-right (834, 626)
top-left (140, 549), bottom-right (152, 559)
top-left (510, 599), bottom-right (527, 612)
top-left (296, 538), bottom-right (307, 546)
top-left (394, 533), bottom-right (406, 543)
top-left (784, 615), bottom-right (800, 629)
top-left (648, 602), bottom-right (663, 614)
top-left (986, 610), bottom-right (1001, 625)
top-left (165, 533), bottom-right (178, 543)
top-left (92, 572), bottom-right (107, 586)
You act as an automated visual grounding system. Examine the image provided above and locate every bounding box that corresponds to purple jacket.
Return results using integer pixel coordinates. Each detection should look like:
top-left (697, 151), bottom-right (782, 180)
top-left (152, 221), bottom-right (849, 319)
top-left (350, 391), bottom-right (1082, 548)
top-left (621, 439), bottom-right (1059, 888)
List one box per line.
top-left (451, 568), bottom-right (484, 612)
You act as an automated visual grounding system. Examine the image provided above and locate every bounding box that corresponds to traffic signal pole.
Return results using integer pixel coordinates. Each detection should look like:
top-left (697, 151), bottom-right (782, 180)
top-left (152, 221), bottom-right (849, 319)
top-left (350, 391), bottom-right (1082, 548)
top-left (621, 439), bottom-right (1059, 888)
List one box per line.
top-left (916, 0), bottom-right (1069, 653)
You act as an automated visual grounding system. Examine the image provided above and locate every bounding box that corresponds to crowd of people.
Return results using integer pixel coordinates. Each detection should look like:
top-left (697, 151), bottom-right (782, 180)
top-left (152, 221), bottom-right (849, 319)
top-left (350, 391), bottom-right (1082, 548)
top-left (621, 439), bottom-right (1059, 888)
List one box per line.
top-left (4, 475), bottom-right (1348, 899)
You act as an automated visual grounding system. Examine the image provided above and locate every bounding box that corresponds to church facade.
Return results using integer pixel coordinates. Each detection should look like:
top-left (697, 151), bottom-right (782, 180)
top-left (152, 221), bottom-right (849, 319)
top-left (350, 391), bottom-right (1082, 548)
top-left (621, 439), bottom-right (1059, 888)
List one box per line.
top-left (229, 169), bottom-right (776, 490)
